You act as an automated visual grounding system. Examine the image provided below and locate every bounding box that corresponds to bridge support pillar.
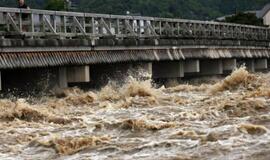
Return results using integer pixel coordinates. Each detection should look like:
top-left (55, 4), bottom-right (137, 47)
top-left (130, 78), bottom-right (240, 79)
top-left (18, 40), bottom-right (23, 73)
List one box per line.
top-left (200, 59), bottom-right (223, 75)
top-left (152, 61), bottom-right (184, 78)
top-left (67, 66), bottom-right (90, 83)
top-left (0, 71), bottom-right (2, 91)
top-left (255, 59), bottom-right (268, 70)
top-left (184, 60), bottom-right (200, 73)
top-left (58, 67), bottom-right (68, 88)
top-left (131, 62), bottom-right (152, 78)
top-left (223, 59), bottom-right (237, 73)
top-left (239, 59), bottom-right (255, 72)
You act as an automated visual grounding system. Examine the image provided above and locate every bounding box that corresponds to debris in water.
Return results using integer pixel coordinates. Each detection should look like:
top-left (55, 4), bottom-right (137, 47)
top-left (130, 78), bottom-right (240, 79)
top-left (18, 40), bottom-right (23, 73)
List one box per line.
top-left (209, 67), bottom-right (257, 94)
top-left (221, 98), bottom-right (268, 117)
top-left (0, 99), bottom-right (71, 124)
top-left (121, 119), bottom-right (175, 131)
top-left (64, 92), bottom-right (96, 106)
top-left (170, 130), bottom-right (202, 140)
top-left (166, 84), bottom-right (208, 93)
top-left (238, 124), bottom-right (268, 135)
top-left (99, 85), bottom-right (121, 101)
top-left (120, 79), bottom-right (158, 98)
top-left (35, 136), bottom-right (110, 155)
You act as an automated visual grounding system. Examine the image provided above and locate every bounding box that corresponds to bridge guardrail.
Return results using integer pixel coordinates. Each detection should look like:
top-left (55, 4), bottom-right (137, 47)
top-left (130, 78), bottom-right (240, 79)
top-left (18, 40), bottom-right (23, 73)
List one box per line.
top-left (0, 7), bottom-right (269, 42)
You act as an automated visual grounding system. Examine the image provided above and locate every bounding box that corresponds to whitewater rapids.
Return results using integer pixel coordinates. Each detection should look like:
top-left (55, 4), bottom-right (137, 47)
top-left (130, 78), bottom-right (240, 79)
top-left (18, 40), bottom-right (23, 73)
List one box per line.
top-left (0, 67), bottom-right (270, 160)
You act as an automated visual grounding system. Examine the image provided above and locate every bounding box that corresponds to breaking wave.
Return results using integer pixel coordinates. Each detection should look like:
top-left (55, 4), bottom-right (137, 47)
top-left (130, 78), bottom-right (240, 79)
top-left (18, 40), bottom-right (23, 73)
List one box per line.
top-left (0, 67), bottom-right (270, 160)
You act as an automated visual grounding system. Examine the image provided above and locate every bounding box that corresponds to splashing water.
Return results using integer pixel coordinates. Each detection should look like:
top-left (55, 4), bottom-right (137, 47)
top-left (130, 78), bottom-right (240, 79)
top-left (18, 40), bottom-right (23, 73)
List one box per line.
top-left (0, 68), bottom-right (270, 160)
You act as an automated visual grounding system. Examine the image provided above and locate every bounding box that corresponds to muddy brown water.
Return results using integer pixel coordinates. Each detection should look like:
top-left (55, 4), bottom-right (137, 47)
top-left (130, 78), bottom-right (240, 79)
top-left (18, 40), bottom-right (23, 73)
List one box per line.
top-left (0, 67), bottom-right (270, 160)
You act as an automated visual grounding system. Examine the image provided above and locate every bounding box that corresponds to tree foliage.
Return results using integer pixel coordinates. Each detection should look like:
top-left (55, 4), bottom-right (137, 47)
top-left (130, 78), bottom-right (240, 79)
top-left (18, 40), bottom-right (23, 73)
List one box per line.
top-left (77, 0), bottom-right (270, 20)
top-left (0, 0), bottom-right (269, 20)
top-left (224, 12), bottom-right (265, 26)
top-left (45, 0), bottom-right (65, 11)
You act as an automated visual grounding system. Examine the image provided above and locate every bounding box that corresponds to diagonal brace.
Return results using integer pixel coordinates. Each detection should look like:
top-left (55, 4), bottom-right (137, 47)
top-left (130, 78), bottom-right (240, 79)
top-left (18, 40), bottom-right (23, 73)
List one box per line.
top-left (145, 22), bottom-right (157, 36)
top-left (6, 13), bottom-right (21, 33)
top-left (124, 20), bottom-right (136, 36)
top-left (73, 16), bottom-right (87, 35)
top-left (100, 18), bottom-right (113, 35)
top-left (43, 15), bottom-right (57, 34)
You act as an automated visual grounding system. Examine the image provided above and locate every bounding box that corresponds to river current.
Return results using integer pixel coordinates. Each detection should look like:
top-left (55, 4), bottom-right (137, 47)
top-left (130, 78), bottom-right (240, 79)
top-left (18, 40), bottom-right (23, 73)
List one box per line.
top-left (0, 67), bottom-right (270, 160)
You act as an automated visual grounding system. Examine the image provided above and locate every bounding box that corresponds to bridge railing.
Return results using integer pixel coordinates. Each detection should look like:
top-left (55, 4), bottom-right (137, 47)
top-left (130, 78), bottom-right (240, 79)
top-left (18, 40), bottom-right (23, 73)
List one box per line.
top-left (0, 7), bottom-right (269, 41)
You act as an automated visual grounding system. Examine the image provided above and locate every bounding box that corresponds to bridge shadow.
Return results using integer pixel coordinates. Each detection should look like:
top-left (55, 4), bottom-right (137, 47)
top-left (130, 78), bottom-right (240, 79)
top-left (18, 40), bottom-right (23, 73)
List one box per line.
top-left (1, 68), bottom-right (58, 98)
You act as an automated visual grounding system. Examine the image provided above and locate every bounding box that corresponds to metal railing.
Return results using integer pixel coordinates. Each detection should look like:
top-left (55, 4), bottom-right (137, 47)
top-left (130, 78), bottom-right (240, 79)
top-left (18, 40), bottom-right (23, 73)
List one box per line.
top-left (0, 7), bottom-right (269, 41)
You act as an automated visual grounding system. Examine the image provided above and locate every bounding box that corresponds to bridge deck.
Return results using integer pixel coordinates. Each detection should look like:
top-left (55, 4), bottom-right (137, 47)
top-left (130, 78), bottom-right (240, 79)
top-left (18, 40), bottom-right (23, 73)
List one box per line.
top-left (0, 7), bottom-right (269, 42)
top-left (0, 7), bottom-right (270, 69)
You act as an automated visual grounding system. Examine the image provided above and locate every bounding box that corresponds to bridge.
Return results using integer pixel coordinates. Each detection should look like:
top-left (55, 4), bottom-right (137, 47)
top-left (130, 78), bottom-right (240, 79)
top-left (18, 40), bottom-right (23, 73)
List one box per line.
top-left (0, 7), bottom-right (270, 91)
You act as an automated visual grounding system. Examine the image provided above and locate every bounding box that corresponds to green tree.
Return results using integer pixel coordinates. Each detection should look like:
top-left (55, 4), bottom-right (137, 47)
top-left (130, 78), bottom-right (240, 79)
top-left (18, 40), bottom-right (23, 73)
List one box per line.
top-left (45, 0), bottom-right (66, 11)
top-left (0, 0), bottom-right (269, 20)
top-left (224, 12), bottom-right (264, 26)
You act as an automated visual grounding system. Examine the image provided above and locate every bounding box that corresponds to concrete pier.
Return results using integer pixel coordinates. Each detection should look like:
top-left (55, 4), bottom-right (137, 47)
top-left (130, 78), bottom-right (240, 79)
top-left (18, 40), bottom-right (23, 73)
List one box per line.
top-left (255, 59), bottom-right (268, 70)
top-left (223, 59), bottom-right (237, 72)
top-left (152, 61), bottom-right (184, 78)
top-left (58, 67), bottom-right (68, 88)
top-left (0, 71), bottom-right (2, 91)
top-left (86, 62), bottom-right (152, 88)
top-left (237, 59), bottom-right (255, 72)
top-left (184, 60), bottom-right (200, 73)
top-left (245, 60), bottom-right (255, 72)
top-left (129, 62), bottom-right (153, 78)
top-left (199, 59), bottom-right (223, 75)
top-left (67, 66), bottom-right (90, 83)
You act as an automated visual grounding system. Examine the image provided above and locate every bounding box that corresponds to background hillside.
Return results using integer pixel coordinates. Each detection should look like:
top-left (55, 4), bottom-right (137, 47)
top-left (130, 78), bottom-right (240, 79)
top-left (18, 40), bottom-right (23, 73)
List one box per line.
top-left (0, 0), bottom-right (269, 20)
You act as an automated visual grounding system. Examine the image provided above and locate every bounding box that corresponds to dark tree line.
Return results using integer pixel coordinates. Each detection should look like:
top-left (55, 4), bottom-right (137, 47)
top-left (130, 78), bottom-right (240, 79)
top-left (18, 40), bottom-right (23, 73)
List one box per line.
top-left (224, 12), bottom-right (265, 26)
top-left (0, 0), bottom-right (269, 23)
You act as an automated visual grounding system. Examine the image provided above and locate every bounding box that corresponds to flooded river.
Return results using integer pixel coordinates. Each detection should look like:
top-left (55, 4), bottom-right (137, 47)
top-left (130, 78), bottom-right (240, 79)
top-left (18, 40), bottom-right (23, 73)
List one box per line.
top-left (0, 67), bottom-right (270, 160)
